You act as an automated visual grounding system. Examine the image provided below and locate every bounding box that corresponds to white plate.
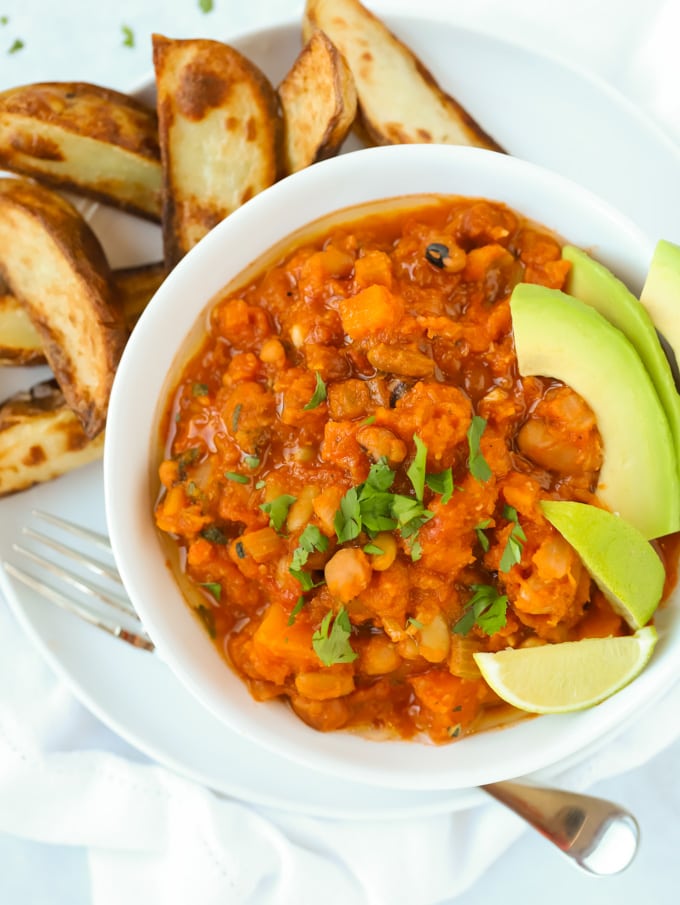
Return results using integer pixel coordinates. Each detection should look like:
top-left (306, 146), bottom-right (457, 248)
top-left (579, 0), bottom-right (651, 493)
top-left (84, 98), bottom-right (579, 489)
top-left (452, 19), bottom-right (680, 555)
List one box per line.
top-left (1, 15), bottom-right (680, 819)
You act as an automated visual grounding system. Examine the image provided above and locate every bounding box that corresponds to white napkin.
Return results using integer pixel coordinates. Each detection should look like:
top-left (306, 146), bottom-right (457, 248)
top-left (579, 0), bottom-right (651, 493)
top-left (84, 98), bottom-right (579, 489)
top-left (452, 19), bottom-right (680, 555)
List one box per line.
top-left (2, 1), bottom-right (680, 903)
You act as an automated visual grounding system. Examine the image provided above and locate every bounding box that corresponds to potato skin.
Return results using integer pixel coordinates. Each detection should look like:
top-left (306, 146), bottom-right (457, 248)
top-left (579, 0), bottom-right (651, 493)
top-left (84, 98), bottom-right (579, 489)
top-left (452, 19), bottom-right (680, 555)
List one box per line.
top-left (0, 380), bottom-right (104, 497)
top-left (0, 177), bottom-right (126, 438)
top-left (0, 81), bottom-right (162, 219)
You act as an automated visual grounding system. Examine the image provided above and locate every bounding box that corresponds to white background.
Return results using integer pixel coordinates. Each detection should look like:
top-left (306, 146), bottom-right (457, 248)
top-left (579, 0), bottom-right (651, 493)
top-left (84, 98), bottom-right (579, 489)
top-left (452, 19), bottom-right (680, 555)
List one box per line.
top-left (0, 1), bottom-right (679, 903)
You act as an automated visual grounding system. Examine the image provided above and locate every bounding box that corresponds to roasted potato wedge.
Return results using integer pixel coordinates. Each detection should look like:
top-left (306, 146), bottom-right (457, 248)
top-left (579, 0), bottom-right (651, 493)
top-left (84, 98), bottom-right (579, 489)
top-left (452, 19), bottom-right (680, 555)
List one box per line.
top-left (0, 82), bottom-right (162, 220)
top-left (0, 380), bottom-right (104, 496)
top-left (0, 178), bottom-right (126, 438)
top-left (303, 0), bottom-right (503, 151)
top-left (0, 293), bottom-right (45, 365)
top-left (152, 35), bottom-right (284, 268)
top-left (0, 261), bottom-right (164, 366)
top-left (278, 30), bottom-right (357, 174)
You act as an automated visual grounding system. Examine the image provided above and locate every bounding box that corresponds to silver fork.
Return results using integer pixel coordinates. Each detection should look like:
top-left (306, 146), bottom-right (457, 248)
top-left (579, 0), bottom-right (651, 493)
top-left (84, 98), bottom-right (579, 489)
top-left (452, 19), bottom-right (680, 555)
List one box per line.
top-left (1, 510), bottom-right (639, 874)
top-left (3, 509), bottom-right (154, 652)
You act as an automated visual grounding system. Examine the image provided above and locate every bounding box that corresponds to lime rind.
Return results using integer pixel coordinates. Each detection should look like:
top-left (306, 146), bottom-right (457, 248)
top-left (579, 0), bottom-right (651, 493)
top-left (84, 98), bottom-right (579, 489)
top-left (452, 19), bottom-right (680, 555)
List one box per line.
top-left (473, 626), bottom-right (657, 714)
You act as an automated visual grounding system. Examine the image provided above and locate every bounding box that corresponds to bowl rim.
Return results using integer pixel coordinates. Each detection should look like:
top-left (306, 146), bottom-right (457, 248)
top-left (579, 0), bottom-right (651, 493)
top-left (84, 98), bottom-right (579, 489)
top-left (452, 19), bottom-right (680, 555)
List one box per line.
top-left (104, 142), bottom-right (677, 791)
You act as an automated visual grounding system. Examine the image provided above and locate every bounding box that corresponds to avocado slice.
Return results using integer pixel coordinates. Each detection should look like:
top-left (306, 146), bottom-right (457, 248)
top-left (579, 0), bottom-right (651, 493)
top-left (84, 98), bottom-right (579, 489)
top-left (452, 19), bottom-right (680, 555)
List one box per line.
top-left (563, 244), bottom-right (680, 477)
top-left (640, 239), bottom-right (680, 372)
top-left (510, 283), bottom-right (680, 539)
top-left (540, 500), bottom-right (665, 630)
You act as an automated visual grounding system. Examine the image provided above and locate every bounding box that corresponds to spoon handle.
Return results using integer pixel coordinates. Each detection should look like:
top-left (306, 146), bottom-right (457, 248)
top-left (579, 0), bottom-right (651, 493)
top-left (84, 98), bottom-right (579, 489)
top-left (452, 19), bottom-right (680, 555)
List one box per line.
top-left (482, 780), bottom-right (639, 875)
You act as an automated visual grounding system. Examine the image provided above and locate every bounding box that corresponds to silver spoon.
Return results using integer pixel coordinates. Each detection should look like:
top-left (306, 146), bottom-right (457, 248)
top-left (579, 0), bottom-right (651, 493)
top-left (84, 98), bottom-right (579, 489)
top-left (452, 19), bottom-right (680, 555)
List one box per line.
top-left (482, 780), bottom-right (639, 875)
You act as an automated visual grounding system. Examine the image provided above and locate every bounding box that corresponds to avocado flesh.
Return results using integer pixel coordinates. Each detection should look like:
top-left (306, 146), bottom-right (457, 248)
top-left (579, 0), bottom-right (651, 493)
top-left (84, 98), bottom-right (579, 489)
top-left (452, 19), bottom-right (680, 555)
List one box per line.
top-left (540, 500), bottom-right (665, 630)
top-left (640, 239), bottom-right (680, 372)
top-left (563, 244), bottom-right (680, 478)
top-left (510, 283), bottom-right (680, 539)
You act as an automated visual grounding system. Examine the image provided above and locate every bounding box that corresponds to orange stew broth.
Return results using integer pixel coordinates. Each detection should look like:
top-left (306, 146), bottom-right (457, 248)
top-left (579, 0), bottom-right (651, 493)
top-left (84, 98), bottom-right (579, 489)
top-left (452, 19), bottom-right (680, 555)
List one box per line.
top-left (155, 196), bottom-right (676, 743)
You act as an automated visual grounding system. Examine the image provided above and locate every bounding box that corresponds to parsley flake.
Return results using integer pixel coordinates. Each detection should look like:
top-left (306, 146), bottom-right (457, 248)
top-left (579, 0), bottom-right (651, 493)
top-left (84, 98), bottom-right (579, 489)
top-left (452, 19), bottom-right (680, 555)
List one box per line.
top-left (425, 467), bottom-right (454, 505)
top-left (196, 604), bottom-right (217, 637)
top-left (225, 471), bottom-right (249, 484)
top-left (453, 584), bottom-right (508, 636)
top-left (199, 581), bottom-right (222, 602)
top-left (312, 607), bottom-right (357, 666)
top-left (303, 371), bottom-right (327, 410)
top-left (200, 525), bottom-right (228, 544)
top-left (0, 17), bottom-right (8, 26)
top-left (8, 37), bottom-right (23, 53)
top-left (407, 434), bottom-right (428, 501)
top-left (499, 505), bottom-right (527, 572)
top-left (467, 415), bottom-right (492, 482)
top-left (287, 596), bottom-right (305, 626)
top-left (199, 0), bottom-right (214, 11)
top-left (121, 25), bottom-right (134, 48)
top-left (363, 542), bottom-right (384, 555)
top-left (290, 524), bottom-right (329, 573)
top-left (474, 518), bottom-right (493, 552)
top-left (260, 493), bottom-right (296, 532)
top-left (244, 455), bottom-right (260, 469)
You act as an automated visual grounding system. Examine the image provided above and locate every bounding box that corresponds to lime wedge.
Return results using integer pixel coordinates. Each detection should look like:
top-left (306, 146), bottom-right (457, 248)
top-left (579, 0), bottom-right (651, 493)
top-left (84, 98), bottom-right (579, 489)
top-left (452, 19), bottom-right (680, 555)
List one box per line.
top-left (540, 500), bottom-right (665, 631)
top-left (473, 626), bottom-right (657, 714)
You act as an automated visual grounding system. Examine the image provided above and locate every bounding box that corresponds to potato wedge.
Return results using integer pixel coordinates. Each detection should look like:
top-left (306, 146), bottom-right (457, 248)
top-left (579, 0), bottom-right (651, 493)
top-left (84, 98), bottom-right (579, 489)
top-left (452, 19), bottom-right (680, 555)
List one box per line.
top-left (152, 35), bottom-right (284, 267)
top-left (0, 379), bottom-right (103, 497)
top-left (303, 0), bottom-right (503, 151)
top-left (0, 293), bottom-right (45, 365)
top-left (278, 30), bottom-right (357, 174)
top-left (0, 82), bottom-right (162, 220)
top-left (0, 261), bottom-right (164, 366)
top-left (0, 177), bottom-right (126, 437)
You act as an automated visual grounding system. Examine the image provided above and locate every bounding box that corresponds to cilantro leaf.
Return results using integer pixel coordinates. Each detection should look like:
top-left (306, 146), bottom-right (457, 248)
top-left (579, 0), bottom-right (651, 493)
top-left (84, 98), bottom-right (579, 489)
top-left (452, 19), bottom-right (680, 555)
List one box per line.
top-left (364, 458), bottom-right (395, 493)
top-left (407, 434), bottom-right (428, 501)
top-left (304, 371), bottom-right (327, 410)
top-left (290, 524), bottom-right (329, 575)
top-left (260, 494), bottom-right (297, 532)
top-left (453, 584), bottom-right (508, 636)
top-left (467, 415), bottom-right (492, 482)
top-left (199, 0), bottom-right (214, 11)
top-left (224, 471), bottom-right (249, 484)
top-left (288, 596), bottom-right (305, 626)
top-left (424, 468), bottom-right (454, 504)
top-left (334, 486), bottom-right (362, 542)
top-left (312, 607), bottom-right (358, 666)
top-left (244, 455), bottom-right (260, 469)
top-left (499, 505), bottom-right (527, 572)
top-left (363, 542), bottom-right (385, 555)
top-left (199, 581), bottom-right (222, 602)
top-left (121, 25), bottom-right (134, 48)
top-left (474, 518), bottom-right (492, 552)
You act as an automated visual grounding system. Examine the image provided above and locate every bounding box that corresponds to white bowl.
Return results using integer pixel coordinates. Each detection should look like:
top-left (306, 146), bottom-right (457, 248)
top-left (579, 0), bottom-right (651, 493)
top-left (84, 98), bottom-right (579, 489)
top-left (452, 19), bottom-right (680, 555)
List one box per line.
top-left (104, 143), bottom-right (679, 790)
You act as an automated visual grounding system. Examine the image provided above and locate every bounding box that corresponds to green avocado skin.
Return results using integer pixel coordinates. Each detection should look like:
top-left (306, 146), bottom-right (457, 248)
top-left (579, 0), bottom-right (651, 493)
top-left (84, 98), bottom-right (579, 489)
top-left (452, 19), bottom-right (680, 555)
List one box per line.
top-left (563, 244), bottom-right (680, 480)
top-left (640, 239), bottom-right (680, 375)
top-left (540, 500), bottom-right (664, 630)
top-left (510, 283), bottom-right (680, 540)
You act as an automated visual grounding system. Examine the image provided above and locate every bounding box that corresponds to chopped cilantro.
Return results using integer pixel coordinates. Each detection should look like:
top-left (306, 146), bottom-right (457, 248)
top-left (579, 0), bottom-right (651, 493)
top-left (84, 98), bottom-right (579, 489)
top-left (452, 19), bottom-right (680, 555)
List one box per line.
top-left (231, 403), bottom-right (242, 432)
top-left (244, 455), bottom-right (260, 469)
top-left (407, 434), bottom-right (428, 501)
top-left (499, 505), bottom-right (527, 572)
top-left (334, 485), bottom-right (362, 542)
top-left (409, 537), bottom-right (423, 561)
top-left (467, 415), bottom-right (492, 482)
top-left (312, 607), bottom-right (357, 666)
top-left (425, 467), bottom-right (454, 504)
top-left (0, 17), bottom-right (8, 25)
top-left (199, 0), bottom-right (214, 11)
top-left (260, 493), bottom-right (296, 532)
top-left (224, 471), bottom-right (249, 484)
top-left (199, 581), bottom-right (221, 602)
top-left (289, 568), bottom-right (323, 592)
top-left (121, 25), bottom-right (134, 48)
top-left (363, 542), bottom-right (384, 555)
top-left (196, 604), bottom-right (216, 637)
top-left (287, 596), bottom-right (305, 626)
top-left (303, 371), bottom-right (327, 410)
top-left (255, 480), bottom-right (266, 490)
top-left (290, 524), bottom-right (329, 586)
top-left (453, 584), bottom-right (508, 636)
top-left (474, 518), bottom-right (493, 552)
top-left (407, 617), bottom-right (424, 629)
top-left (8, 37), bottom-right (23, 53)
top-left (192, 382), bottom-right (209, 396)
top-left (362, 414), bottom-right (376, 425)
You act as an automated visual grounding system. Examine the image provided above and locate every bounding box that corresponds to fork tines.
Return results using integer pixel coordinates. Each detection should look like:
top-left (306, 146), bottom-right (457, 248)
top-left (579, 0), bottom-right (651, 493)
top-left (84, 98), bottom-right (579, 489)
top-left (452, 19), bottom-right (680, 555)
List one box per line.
top-left (3, 510), bottom-right (155, 652)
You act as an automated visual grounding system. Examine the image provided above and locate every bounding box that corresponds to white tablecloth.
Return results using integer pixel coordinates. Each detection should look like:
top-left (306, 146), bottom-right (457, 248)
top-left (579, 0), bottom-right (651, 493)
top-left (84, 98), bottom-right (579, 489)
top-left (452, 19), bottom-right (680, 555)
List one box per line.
top-left (1, 2), bottom-right (680, 904)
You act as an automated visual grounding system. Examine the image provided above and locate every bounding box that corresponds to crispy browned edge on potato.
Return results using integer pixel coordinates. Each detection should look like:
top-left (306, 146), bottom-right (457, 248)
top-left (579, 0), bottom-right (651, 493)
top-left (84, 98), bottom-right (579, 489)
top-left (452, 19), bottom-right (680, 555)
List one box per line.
top-left (278, 30), bottom-right (358, 174)
top-left (303, 0), bottom-right (504, 152)
top-left (0, 177), bottom-right (127, 438)
top-left (0, 379), bottom-right (104, 496)
top-left (152, 34), bottom-right (284, 269)
top-left (0, 261), bottom-right (165, 365)
top-left (0, 82), bottom-right (163, 220)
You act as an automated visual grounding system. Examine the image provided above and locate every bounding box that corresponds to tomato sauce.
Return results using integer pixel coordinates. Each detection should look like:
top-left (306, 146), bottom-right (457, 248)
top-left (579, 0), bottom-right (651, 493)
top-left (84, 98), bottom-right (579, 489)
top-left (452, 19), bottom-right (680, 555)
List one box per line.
top-left (154, 196), bottom-right (657, 743)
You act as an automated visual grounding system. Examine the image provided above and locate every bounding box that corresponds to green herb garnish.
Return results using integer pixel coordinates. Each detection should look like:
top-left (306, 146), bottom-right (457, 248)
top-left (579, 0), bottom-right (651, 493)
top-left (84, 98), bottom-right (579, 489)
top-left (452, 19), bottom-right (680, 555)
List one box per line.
top-left (244, 455), bottom-right (260, 469)
top-left (363, 542), bottom-right (384, 555)
top-left (407, 617), bottom-right (424, 629)
top-left (303, 371), bottom-right (327, 410)
top-left (121, 25), bottom-right (134, 47)
top-left (312, 607), bottom-right (357, 666)
top-left (199, 0), bottom-right (214, 11)
top-left (287, 596), bottom-right (305, 626)
top-left (467, 415), bottom-right (492, 482)
top-left (200, 525), bottom-right (228, 544)
top-left (196, 604), bottom-right (216, 637)
top-left (192, 382), bottom-right (209, 396)
top-left (199, 582), bottom-right (221, 602)
top-left (407, 434), bottom-right (428, 501)
top-left (225, 471), bottom-right (249, 484)
top-left (424, 467), bottom-right (454, 504)
top-left (260, 493), bottom-right (296, 532)
top-left (453, 584), bottom-right (508, 636)
top-left (474, 518), bottom-right (492, 552)
top-left (499, 505), bottom-right (527, 572)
